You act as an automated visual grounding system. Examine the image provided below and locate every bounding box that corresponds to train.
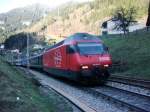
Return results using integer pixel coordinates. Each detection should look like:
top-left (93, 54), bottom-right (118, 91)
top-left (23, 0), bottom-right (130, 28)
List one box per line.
top-left (15, 33), bottom-right (112, 84)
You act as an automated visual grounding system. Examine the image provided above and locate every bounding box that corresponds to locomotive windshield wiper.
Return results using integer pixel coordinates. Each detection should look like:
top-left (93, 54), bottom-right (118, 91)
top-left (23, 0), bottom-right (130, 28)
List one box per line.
top-left (80, 53), bottom-right (88, 57)
top-left (83, 54), bottom-right (89, 57)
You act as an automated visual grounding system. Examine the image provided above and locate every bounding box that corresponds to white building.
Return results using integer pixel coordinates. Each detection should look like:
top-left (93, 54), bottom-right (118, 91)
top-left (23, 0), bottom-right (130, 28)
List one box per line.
top-left (33, 44), bottom-right (43, 49)
top-left (22, 21), bottom-right (31, 26)
top-left (0, 44), bottom-right (4, 49)
top-left (11, 49), bottom-right (19, 53)
top-left (0, 26), bottom-right (5, 30)
top-left (0, 21), bottom-right (4, 25)
top-left (102, 20), bottom-right (146, 34)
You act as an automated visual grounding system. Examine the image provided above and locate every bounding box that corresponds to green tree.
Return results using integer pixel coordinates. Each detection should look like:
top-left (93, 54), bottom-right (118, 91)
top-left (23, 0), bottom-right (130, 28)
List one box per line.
top-left (112, 7), bottom-right (137, 35)
top-left (4, 33), bottom-right (37, 50)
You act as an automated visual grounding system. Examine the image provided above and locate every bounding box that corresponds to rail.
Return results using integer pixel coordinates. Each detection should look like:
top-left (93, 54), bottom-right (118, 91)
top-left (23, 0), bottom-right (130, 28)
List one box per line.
top-left (109, 75), bottom-right (150, 89)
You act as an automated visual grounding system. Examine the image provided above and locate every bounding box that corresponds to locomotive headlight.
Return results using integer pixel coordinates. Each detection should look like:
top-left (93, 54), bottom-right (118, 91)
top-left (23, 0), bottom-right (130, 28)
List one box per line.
top-left (81, 65), bottom-right (89, 69)
top-left (104, 64), bottom-right (109, 67)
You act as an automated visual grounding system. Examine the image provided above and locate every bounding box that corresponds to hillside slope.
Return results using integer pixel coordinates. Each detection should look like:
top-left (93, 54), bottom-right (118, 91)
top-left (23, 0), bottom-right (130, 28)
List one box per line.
top-left (25, 0), bottom-right (149, 36)
top-left (103, 30), bottom-right (150, 79)
top-left (0, 3), bottom-right (50, 28)
top-left (0, 4), bottom-right (51, 42)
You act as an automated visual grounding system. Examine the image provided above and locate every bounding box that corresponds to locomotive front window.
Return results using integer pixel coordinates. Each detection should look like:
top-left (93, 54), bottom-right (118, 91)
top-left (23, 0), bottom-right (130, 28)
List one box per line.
top-left (77, 42), bottom-right (106, 55)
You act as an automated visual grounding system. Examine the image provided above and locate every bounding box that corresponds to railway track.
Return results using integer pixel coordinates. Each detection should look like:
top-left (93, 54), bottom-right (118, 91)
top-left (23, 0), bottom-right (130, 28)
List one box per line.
top-left (21, 68), bottom-right (150, 112)
top-left (109, 75), bottom-right (150, 89)
top-left (25, 69), bottom-right (131, 112)
top-left (87, 85), bottom-right (150, 112)
top-left (43, 85), bottom-right (97, 112)
top-left (27, 69), bottom-right (97, 112)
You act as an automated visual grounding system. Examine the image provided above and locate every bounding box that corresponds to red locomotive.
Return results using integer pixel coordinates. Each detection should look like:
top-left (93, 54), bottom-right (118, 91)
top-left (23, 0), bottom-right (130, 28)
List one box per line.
top-left (18, 33), bottom-right (112, 84)
top-left (43, 33), bottom-right (112, 84)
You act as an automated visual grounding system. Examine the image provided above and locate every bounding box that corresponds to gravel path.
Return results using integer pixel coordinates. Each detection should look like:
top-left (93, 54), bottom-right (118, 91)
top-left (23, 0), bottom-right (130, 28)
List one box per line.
top-left (29, 69), bottom-right (133, 112)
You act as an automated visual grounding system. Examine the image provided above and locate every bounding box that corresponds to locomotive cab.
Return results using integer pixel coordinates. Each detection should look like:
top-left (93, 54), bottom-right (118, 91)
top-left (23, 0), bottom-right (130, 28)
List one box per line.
top-left (66, 39), bottom-right (112, 84)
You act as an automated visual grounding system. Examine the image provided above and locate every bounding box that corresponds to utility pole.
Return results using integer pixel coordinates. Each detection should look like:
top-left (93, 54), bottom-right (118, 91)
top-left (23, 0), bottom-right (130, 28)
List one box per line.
top-left (26, 5), bottom-right (37, 70)
top-left (27, 33), bottom-right (30, 69)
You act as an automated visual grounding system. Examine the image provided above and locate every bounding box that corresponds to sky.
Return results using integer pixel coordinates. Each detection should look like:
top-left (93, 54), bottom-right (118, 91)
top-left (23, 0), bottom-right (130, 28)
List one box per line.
top-left (0, 0), bottom-right (93, 13)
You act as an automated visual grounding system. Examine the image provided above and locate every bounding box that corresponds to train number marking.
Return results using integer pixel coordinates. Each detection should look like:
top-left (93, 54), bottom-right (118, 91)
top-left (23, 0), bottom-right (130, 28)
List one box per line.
top-left (54, 49), bottom-right (62, 67)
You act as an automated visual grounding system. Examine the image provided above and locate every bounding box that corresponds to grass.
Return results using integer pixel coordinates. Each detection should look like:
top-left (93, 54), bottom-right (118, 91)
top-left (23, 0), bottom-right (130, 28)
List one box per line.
top-left (102, 30), bottom-right (150, 80)
top-left (0, 56), bottom-right (73, 112)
